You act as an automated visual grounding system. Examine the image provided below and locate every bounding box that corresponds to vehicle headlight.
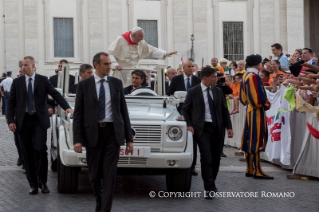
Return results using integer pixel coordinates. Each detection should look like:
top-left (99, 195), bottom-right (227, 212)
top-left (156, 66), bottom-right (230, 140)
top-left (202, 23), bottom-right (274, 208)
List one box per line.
top-left (168, 126), bottom-right (183, 141)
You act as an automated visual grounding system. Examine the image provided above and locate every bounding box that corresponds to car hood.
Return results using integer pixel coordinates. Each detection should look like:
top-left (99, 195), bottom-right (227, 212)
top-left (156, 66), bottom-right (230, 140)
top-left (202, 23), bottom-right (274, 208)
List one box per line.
top-left (127, 103), bottom-right (175, 121)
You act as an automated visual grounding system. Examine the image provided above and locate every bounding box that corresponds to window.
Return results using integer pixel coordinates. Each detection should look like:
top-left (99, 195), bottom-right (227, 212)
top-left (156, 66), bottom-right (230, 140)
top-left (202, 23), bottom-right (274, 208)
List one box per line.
top-left (137, 20), bottom-right (158, 59)
top-left (223, 22), bottom-right (244, 61)
top-left (54, 18), bottom-right (74, 57)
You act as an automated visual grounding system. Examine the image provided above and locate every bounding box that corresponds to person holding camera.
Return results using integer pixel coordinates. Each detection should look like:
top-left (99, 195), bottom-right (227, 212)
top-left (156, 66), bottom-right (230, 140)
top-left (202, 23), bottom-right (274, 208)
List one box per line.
top-left (269, 60), bottom-right (287, 86)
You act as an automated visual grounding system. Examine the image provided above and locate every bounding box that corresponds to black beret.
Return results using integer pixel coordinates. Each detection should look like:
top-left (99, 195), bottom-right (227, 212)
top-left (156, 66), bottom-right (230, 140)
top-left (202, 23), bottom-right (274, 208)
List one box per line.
top-left (246, 54), bottom-right (262, 66)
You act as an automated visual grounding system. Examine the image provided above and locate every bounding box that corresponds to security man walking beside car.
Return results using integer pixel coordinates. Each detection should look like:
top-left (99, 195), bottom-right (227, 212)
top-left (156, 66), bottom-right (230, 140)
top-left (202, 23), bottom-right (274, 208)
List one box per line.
top-left (73, 52), bottom-right (133, 212)
top-left (182, 67), bottom-right (233, 199)
top-left (7, 56), bottom-right (73, 195)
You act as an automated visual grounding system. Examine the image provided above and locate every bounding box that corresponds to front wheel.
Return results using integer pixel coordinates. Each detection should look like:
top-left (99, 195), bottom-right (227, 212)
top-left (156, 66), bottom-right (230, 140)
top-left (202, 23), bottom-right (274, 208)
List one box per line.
top-left (166, 168), bottom-right (192, 192)
top-left (57, 144), bottom-right (78, 193)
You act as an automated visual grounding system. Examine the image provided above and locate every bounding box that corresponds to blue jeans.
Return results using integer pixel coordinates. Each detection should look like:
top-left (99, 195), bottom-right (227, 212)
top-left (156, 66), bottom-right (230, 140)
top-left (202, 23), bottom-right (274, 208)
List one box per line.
top-left (4, 92), bottom-right (10, 116)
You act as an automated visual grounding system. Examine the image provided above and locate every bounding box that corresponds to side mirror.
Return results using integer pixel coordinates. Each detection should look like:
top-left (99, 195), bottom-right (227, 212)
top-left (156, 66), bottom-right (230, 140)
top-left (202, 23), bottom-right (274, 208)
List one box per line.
top-left (174, 91), bottom-right (187, 103)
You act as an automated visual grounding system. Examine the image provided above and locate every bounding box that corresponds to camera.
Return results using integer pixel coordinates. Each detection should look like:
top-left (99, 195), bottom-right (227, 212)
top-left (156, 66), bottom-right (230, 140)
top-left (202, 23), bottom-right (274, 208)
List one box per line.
top-left (217, 72), bottom-right (224, 77)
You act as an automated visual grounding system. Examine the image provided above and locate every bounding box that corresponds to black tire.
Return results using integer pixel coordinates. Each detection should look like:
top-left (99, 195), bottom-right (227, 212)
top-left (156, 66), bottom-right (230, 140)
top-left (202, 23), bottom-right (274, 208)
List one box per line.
top-left (166, 168), bottom-right (192, 192)
top-left (51, 156), bottom-right (57, 172)
top-left (57, 144), bottom-right (78, 193)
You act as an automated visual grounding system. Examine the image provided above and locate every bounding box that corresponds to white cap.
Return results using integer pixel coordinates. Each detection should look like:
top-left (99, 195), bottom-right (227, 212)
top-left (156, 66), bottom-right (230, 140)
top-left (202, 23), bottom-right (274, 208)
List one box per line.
top-left (132, 27), bottom-right (143, 34)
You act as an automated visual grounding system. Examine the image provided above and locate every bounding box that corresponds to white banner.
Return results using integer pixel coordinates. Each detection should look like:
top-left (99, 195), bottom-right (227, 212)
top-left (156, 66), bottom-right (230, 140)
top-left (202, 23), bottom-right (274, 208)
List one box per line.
top-left (264, 87), bottom-right (291, 165)
top-left (265, 90), bottom-right (282, 161)
top-left (279, 85), bottom-right (291, 165)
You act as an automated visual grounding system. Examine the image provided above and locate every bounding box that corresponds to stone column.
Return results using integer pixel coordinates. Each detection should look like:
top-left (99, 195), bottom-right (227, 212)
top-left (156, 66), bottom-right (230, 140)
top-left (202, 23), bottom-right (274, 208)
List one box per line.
top-left (88, 0), bottom-right (103, 62)
top-left (193, 0), bottom-right (208, 65)
top-left (259, 0), bottom-right (275, 58)
top-left (286, 0), bottom-right (304, 54)
top-left (173, 0), bottom-right (189, 62)
top-left (4, 0), bottom-right (20, 73)
top-left (24, 0), bottom-right (38, 61)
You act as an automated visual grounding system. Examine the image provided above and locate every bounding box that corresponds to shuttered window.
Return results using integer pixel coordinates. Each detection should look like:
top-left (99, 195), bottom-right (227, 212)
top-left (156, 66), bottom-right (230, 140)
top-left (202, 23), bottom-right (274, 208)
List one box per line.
top-left (54, 18), bottom-right (74, 57)
top-left (137, 20), bottom-right (158, 59)
top-left (223, 22), bottom-right (244, 61)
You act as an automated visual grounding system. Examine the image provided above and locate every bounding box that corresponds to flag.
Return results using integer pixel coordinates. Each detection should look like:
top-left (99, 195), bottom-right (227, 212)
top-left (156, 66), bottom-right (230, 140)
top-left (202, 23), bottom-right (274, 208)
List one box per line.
top-left (307, 122), bottom-right (319, 139)
top-left (179, 56), bottom-right (183, 68)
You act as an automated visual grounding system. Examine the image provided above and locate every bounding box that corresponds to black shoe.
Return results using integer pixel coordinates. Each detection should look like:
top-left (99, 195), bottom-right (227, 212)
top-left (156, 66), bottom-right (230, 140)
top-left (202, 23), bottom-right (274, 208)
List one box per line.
top-left (245, 173), bottom-right (254, 177)
top-left (95, 197), bottom-right (101, 212)
top-left (191, 169), bottom-right (198, 176)
top-left (220, 152), bottom-right (227, 157)
top-left (204, 191), bottom-right (214, 199)
top-left (17, 159), bottom-right (22, 166)
top-left (29, 185), bottom-right (38, 195)
top-left (253, 175), bottom-right (274, 180)
top-left (39, 184), bottom-right (50, 193)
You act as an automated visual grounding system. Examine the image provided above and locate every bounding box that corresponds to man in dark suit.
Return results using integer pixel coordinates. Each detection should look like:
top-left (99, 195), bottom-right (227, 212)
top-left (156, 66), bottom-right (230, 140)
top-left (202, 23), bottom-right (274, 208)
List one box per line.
top-left (166, 60), bottom-right (201, 176)
top-left (49, 59), bottom-right (75, 91)
top-left (182, 67), bottom-right (233, 199)
top-left (73, 52), bottom-right (133, 212)
top-left (69, 64), bottom-right (93, 94)
top-left (167, 60), bottom-right (201, 111)
top-left (7, 56), bottom-right (73, 194)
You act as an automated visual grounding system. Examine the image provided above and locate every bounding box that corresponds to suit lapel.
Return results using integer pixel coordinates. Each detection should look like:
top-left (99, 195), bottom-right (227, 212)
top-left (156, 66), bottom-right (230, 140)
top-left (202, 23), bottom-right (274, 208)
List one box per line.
top-left (180, 75), bottom-right (186, 91)
top-left (211, 86), bottom-right (218, 108)
top-left (197, 85), bottom-right (204, 103)
top-left (108, 77), bottom-right (118, 100)
top-left (190, 76), bottom-right (197, 88)
top-left (33, 74), bottom-right (40, 91)
top-left (90, 77), bottom-right (98, 103)
top-left (21, 75), bottom-right (27, 95)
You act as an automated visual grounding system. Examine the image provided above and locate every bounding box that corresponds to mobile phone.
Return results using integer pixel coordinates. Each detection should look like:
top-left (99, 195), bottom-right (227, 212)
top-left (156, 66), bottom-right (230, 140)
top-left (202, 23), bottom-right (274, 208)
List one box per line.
top-left (279, 75), bottom-right (283, 79)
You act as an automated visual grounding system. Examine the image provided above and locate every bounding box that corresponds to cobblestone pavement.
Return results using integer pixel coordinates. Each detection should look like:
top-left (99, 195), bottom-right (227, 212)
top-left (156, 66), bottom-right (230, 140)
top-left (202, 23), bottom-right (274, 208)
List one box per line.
top-left (0, 116), bottom-right (318, 212)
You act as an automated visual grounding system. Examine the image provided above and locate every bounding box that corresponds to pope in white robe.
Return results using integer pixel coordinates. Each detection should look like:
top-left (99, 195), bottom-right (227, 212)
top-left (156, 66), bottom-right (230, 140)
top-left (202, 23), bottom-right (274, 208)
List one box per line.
top-left (107, 27), bottom-right (177, 86)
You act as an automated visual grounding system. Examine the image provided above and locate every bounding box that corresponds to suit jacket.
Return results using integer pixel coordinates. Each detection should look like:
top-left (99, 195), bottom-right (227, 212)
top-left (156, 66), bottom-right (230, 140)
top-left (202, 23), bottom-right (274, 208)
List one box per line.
top-left (124, 85), bottom-right (134, 95)
top-left (49, 74), bottom-right (75, 91)
top-left (7, 74), bottom-right (70, 132)
top-left (166, 74), bottom-right (201, 96)
top-left (69, 84), bottom-right (78, 94)
top-left (73, 76), bottom-right (133, 148)
top-left (182, 84), bottom-right (232, 140)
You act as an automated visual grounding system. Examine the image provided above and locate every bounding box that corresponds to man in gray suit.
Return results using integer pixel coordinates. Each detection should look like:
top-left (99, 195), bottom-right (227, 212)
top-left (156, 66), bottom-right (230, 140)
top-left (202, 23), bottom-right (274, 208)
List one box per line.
top-left (182, 67), bottom-right (233, 199)
top-left (73, 52), bottom-right (133, 212)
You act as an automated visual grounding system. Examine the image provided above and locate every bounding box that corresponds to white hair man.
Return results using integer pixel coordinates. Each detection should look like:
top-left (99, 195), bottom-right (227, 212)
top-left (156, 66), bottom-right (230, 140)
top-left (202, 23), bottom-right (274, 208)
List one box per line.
top-left (108, 27), bottom-right (177, 86)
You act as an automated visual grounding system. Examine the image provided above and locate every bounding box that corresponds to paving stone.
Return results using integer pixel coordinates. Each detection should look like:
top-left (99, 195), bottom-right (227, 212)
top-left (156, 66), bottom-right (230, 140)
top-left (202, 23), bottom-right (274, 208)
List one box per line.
top-left (0, 116), bottom-right (318, 211)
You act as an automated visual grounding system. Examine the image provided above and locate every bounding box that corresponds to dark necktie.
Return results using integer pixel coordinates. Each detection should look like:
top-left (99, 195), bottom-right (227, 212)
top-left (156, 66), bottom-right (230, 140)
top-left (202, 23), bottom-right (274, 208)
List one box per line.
top-left (98, 79), bottom-right (106, 121)
top-left (28, 78), bottom-right (34, 115)
top-left (186, 77), bottom-right (191, 90)
top-left (207, 87), bottom-right (217, 126)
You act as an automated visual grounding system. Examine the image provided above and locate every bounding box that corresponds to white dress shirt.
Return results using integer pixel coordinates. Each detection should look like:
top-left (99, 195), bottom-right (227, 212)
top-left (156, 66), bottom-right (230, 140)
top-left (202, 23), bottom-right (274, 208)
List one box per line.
top-left (0, 77), bottom-right (13, 92)
top-left (94, 74), bottom-right (113, 122)
top-left (25, 72), bottom-right (36, 113)
top-left (183, 73), bottom-right (192, 90)
top-left (201, 83), bottom-right (214, 122)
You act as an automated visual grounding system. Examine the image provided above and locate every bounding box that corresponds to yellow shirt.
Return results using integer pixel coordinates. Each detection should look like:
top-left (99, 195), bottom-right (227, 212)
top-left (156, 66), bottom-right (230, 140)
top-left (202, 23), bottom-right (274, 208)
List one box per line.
top-left (236, 69), bottom-right (246, 74)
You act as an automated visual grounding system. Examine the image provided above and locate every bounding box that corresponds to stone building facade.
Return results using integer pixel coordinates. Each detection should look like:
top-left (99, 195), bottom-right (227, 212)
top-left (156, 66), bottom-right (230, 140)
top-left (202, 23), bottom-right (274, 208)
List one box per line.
top-left (0, 0), bottom-right (317, 77)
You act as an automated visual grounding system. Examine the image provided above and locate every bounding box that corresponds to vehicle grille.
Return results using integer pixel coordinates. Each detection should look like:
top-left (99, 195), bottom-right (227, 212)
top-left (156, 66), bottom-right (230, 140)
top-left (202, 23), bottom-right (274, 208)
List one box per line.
top-left (118, 157), bottom-right (147, 166)
top-left (151, 148), bottom-right (161, 153)
top-left (132, 125), bottom-right (162, 144)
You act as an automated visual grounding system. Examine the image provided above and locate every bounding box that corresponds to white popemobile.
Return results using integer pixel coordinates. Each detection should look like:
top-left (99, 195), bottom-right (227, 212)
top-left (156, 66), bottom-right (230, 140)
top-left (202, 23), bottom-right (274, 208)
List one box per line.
top-left (50, 64), bottom-right (193, 193)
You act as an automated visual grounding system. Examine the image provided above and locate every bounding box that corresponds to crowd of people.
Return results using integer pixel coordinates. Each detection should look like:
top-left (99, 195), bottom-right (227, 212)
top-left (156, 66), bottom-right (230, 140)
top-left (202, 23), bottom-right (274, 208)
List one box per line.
top-left (1, 24), bottom-right (318, 211)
